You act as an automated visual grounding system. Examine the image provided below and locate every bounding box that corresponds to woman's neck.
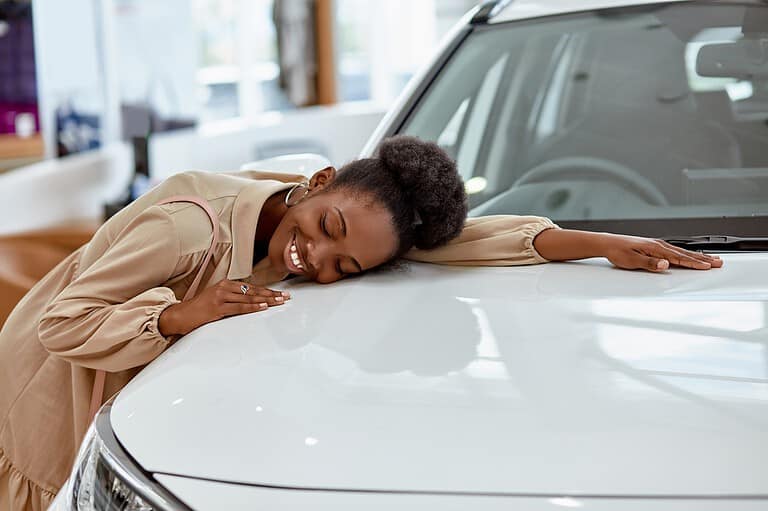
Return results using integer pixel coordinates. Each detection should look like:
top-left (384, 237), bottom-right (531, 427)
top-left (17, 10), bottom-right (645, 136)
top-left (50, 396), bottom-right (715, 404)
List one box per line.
top-left (253, 189), bottom-right (289, 261)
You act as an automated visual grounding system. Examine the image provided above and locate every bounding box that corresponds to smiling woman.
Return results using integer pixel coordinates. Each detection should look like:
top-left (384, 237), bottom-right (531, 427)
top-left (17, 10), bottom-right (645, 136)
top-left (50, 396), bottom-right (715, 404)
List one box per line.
top-left (264, 136), bottom-right (467, 284)
top-left (0, 135), bottom-right (721, 510)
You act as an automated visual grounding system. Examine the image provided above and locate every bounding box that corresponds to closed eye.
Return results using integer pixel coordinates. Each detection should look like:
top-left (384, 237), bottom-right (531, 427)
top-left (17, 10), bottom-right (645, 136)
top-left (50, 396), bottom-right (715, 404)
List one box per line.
top-left (321, 212), bottom-right (332, 238)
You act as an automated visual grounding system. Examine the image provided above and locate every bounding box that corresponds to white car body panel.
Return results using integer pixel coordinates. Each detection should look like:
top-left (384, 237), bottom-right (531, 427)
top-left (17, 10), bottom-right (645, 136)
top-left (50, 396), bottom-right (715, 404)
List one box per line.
top-left (113, 254), bottom-right (768, 497)
top-left (154, 473), bottom-right (768, 511)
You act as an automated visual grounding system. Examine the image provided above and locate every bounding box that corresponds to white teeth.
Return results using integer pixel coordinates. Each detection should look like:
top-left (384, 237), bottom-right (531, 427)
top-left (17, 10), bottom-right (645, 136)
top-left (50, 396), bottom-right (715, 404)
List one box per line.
top-left (289, 241), bottom-right (304, 270)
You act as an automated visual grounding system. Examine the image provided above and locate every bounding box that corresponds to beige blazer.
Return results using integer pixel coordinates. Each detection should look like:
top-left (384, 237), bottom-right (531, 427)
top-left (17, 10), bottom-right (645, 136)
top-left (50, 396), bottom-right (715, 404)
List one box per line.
top-left (0, 170), bottom-right (558, 510)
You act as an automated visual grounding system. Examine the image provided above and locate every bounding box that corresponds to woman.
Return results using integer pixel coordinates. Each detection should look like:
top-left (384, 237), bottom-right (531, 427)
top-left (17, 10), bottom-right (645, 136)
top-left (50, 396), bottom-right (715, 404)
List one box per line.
top-left (0, 136), bottom-right (720, 510)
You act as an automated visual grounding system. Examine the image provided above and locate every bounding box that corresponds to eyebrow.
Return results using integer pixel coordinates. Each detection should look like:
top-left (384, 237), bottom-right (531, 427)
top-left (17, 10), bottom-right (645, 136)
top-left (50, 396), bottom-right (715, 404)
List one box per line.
top-left (335, 207), bottom-right (362, 273)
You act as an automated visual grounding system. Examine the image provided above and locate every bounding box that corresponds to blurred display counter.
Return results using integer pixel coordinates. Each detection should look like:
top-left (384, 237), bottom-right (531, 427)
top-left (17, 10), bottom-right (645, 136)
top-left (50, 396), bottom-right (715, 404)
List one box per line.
top-left (0, 133), bottom-right (45, 172)
top-left (0, 222), bottom-right (98, 327)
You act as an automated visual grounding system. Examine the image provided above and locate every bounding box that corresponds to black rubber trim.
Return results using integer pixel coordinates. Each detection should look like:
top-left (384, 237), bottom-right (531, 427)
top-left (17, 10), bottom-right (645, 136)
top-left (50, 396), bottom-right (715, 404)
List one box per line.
top-left (471, 0), bottom-right (516, 24)
top-left (552, 217), bottom-right (768, 239)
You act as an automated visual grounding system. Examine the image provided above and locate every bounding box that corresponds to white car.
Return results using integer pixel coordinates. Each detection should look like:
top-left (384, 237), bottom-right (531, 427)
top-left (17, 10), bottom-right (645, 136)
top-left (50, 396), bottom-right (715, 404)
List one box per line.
top-left (54, 1), bottom-right (768, 509)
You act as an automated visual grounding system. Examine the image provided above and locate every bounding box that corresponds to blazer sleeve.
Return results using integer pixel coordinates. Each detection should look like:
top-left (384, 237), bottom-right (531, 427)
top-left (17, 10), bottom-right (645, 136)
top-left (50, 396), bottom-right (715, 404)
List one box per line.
top-left (403, 215), bottom-right (559, 266)
top-left (37, 206), bottom-right (183, 372)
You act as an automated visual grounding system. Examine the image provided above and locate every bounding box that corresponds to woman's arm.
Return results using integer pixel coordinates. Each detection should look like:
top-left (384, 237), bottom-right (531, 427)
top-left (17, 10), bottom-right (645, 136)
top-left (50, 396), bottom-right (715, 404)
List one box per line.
top-left (532, 228), bottom-right (722, 272)
top-left (37, 206), bottom-right (183, 372)
top-left (405, 215), bottom-right (721, 272)
top-left (404, 215), bottom-right (557, 266)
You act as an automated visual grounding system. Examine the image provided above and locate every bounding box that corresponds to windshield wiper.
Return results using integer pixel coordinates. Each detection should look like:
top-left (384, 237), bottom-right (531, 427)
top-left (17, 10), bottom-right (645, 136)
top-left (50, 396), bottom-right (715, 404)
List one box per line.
top-left (663, 235), bottom-right (768, 251)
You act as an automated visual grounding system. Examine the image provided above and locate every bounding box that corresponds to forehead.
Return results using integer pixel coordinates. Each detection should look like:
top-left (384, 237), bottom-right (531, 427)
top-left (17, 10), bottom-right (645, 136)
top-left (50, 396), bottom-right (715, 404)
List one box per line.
top-left (314, 190), bottom-right (398, 267)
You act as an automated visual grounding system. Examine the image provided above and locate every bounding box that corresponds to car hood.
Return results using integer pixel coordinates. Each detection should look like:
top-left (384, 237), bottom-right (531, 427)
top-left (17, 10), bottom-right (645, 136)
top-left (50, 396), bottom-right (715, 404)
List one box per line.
top-left (112, 254), bottom-right (768, 497)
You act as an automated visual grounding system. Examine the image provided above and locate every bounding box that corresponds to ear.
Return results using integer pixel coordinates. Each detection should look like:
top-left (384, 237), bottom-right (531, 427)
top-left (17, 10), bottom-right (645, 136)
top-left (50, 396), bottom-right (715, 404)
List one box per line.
top-left (307, 166), bottom-right (337, 192)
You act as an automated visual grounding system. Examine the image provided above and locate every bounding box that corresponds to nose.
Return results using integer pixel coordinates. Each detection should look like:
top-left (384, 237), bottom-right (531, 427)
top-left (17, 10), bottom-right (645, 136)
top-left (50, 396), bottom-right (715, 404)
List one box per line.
top-left (304, 237), bottom-right (333, 274)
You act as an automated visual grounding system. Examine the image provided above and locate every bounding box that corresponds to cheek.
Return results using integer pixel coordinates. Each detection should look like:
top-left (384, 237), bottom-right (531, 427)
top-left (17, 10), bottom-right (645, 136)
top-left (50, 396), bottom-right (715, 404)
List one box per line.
top-left (286, 202), bottom-right (317, 232)
top-left (268, 212), bottom-right (298, 261)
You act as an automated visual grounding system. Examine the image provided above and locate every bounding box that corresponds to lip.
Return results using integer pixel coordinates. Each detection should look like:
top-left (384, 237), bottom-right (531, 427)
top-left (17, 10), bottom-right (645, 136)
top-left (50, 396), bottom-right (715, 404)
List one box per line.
top-left (283, 230), bottom-right (308, 275)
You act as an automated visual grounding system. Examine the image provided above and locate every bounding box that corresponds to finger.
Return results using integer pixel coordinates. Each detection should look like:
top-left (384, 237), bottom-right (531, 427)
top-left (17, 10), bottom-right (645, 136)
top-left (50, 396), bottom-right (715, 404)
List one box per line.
top-left (223, 280), bottom-right (253, 295)
top-left (227, 282), bottom-right (291, 300)
top-left (220, 302), bottom-right (269, 317)
top-left (652, 246), bottom-right (712, 270)
top-left (254, 287), bottom-right (291, 299)
top-left (223, 292), bottom-right (280, 305)
top-left (658, 241), bottom-right (721, 265)
top-left (635, 253), bottom-right (669, 272)
top-left (616, 251), bottom-right (668, 272)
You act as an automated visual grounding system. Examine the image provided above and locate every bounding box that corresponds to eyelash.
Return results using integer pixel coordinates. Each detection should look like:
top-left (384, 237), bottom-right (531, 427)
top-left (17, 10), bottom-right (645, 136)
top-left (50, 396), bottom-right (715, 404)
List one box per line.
top-left (321, 212), bottom-right (344, 275)
top-left (321, 212), bottom-right (331, 237)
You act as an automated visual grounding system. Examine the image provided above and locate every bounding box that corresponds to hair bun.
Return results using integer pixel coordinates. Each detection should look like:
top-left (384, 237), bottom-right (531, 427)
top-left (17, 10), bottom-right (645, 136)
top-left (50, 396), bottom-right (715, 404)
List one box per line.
top-left (378, 135), bottom-right (467, 250)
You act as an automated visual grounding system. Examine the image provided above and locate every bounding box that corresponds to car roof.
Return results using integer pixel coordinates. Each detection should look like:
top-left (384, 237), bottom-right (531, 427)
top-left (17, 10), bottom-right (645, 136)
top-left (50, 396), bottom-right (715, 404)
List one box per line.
top-left (488, 0), bottom-right (689, 23)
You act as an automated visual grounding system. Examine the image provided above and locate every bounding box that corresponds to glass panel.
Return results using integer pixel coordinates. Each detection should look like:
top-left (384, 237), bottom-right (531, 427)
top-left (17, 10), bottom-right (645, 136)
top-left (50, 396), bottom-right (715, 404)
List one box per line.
top-left (401, 4), bottom-right (768, 233)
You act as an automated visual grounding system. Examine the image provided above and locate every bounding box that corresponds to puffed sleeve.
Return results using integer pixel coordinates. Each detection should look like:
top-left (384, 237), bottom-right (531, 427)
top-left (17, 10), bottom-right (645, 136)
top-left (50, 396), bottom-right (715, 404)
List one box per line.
top-left (403, 215), bottom-right (559, 266)
top-left (37, 206), bottom-right (183, 372)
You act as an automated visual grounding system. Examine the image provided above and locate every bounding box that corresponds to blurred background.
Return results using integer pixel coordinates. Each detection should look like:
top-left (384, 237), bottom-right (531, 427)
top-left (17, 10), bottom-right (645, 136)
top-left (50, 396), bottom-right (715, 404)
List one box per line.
top-left (0, 0), bottom-right (478, 235)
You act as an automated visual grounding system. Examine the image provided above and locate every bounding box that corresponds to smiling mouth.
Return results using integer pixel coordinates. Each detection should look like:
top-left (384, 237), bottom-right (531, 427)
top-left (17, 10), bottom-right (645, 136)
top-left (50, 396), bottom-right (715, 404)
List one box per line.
top-left (285, 232), bottom-right (306, 274)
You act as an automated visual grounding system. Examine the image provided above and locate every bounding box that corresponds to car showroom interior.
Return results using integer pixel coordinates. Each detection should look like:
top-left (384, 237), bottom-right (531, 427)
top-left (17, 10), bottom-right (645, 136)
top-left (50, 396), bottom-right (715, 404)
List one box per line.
top-left (0, 1), bottom-right (766, 510)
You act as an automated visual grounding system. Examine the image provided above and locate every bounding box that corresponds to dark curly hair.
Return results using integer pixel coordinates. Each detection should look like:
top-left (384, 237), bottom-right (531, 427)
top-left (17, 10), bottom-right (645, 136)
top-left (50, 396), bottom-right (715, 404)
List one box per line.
top-left (327, 135), bottom-right (467, 256)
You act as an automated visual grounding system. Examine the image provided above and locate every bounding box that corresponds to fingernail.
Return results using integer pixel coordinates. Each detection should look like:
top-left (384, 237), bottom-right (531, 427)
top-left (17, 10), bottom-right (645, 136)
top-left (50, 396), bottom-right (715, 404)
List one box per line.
top-left (275, 296), bottom-right (283, 302)
top-left (260, 303), bottom-right (268, 309)
top-left (657, 260), bottom-right (669, 269)
top-left (282, 291), bottom-right (291, 298)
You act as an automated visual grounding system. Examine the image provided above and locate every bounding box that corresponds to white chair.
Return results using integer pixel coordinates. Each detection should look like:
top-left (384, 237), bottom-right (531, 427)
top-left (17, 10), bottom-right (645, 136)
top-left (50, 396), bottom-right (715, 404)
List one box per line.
top-left (239, 153), bottom-right (332, 179)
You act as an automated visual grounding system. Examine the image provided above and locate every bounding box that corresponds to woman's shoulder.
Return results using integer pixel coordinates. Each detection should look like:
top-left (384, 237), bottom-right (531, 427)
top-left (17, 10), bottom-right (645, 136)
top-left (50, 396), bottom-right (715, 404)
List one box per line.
top-left (156, 169), bottom-right (304, 198)
top-left (223, 169), bottom-right (307, 184)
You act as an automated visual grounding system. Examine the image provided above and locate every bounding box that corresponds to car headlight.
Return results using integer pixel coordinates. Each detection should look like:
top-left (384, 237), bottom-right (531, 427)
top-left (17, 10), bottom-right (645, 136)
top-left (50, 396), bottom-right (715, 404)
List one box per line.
top-left (65, 402), bottom-right (189, 511)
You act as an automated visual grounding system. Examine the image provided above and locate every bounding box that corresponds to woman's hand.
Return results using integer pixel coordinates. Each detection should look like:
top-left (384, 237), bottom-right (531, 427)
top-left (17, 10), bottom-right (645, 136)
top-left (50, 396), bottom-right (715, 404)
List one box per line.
top-left (159, 280), bottom-right (290, 336)
top-left (533, 229), bottom-right (723, 272)
top-left (601, 234), bottom-right (722, 272)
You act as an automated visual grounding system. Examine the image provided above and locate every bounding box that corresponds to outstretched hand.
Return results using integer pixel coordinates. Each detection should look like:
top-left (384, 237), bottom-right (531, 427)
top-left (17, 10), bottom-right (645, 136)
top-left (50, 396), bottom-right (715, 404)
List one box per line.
top-left (532, 228), bottom-right (723, 273)
top-left (603, 235), bottom-right (722, 273)
top-left (159, 279), bottom-right (291, 336)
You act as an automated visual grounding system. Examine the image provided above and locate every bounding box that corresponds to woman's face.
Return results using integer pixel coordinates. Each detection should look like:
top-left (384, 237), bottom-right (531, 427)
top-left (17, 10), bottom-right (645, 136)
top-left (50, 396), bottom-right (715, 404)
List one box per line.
top-left (267, 186), bottom-right (399, 284)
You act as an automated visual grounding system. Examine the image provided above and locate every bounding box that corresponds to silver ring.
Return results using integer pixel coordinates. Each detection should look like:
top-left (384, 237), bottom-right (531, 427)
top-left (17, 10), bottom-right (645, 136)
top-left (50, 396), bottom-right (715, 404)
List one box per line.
top-left (240, 284), bottom-right (249, 295)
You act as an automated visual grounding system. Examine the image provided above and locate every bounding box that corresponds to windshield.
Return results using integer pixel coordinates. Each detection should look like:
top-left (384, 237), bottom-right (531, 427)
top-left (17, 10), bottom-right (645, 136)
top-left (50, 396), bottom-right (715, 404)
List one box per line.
top-left (400, 3), bottom-right (768, 237)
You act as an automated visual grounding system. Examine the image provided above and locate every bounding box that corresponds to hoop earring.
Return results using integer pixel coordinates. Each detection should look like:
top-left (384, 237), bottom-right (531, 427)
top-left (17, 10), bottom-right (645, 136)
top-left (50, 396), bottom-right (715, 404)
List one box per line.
top-left (284, 183), bottom-right (309, 207)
